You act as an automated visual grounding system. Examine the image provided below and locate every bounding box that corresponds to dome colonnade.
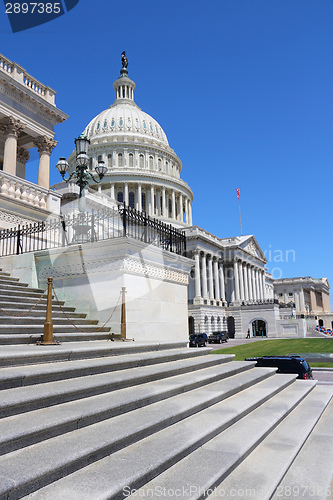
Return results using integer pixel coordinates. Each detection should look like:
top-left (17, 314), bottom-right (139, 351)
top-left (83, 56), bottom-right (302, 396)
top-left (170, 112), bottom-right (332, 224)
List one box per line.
top-left (66, 61), bottom-right (193, 227)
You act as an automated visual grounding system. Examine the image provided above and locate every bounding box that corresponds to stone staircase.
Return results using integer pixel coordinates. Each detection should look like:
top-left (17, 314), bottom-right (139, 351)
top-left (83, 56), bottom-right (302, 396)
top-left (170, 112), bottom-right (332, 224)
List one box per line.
top-left (0, 268), bottom-right (112, 344)
top-left (0, 341), bottom-right (331, 499)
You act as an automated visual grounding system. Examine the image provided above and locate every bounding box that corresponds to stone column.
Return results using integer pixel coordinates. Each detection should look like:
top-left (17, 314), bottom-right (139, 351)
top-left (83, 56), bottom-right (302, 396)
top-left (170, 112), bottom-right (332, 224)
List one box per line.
top-left (207, 255), bottom-right (214, 300)
top-left (309, 288), bottom-right (316, 313)
top-left (137, 183), bottom-right (142, 212)
top-left (255, 268), bottom-right (260, 301)
top-left (233, 259), bottom-right (240, 301)
top-left (213, 258), bottom-right (220, 301)
top-left (185, 197), bottom-right (189, 224)
top-left (34, 136), bottom-right (58, 189)
top-left (16, 147), bottom-right (30, 179)
top-left (188, 202), bottom-right (193, 226)
top-left (0, 117), bottom-right (25, 176)
top-left (247, 265), bottom-right (253, 301)
top-left (201, 253), bottom-right (208, 299)
top-left (149, 185), bottom-right (154, 216)
top-left (243, 263), bottom-right (249, 301)
top-left (258, 269), bottom-right (264, 300)
top-left (157, 189), bottom-right (161, 216)
top-left (239, 260), bottom-right (245, 301)
top-left (162, 187), bottom-right (166, 218)
top-left (299, 288), bottom-right (306, 313)
top-left (251, 266), bottom-right (257, 301)
top-left (124, 182), bottom-right (129, 205)
top-left (194, 250), bottom-right (201, 299)
top-left (294, 289), bottom-right (300, 312)
top-left (110, 182), bottom-right (115, 200)
top-left (219, 260), bottom-right (226, 301)
top-left (171, 190), bottom-right (176, 220)
top-left (178, 193), bottom-right (183, 222)
top-left (262, 271), bottom-right (266, 300)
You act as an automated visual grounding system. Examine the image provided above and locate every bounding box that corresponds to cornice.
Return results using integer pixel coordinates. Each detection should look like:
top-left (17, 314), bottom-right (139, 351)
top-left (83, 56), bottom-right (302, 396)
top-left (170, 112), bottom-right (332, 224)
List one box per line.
top-left (0, 76), bottom-right (68, 126)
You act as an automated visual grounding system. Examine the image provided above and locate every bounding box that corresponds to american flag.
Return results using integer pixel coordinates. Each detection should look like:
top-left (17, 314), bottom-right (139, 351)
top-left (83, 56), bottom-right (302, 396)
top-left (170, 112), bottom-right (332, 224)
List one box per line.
top-left (236, 188), bottom-right (240, 199)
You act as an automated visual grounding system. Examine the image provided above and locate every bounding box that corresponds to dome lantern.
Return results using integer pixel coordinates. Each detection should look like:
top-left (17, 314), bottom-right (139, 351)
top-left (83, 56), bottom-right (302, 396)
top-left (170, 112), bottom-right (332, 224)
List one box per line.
top-left (112, 51), bottom-right (136, 104)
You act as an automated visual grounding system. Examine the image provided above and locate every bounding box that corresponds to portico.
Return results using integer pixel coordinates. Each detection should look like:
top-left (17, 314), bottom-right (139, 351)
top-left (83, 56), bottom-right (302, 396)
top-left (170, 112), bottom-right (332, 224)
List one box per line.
top-left (0, 53), bottom-right (68, 226)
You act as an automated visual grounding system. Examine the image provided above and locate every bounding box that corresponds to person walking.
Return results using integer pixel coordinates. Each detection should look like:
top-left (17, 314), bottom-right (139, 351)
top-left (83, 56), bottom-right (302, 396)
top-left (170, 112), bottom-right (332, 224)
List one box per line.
top-left (246, 328), bottom-right (251, 339)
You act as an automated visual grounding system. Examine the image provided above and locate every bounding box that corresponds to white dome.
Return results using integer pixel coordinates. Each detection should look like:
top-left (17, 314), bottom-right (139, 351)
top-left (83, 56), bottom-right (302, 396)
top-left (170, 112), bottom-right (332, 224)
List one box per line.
top-left (83, 101), bottom-right (169, 147)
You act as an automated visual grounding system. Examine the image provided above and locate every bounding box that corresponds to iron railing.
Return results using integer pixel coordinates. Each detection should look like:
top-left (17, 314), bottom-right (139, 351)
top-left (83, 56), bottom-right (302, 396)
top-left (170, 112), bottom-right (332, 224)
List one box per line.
top-left (0, 204), bottom-right (186, 257)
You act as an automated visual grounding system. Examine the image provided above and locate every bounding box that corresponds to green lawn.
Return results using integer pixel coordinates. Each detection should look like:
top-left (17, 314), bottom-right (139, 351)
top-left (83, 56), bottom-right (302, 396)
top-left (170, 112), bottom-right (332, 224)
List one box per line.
top-left (212, 339), bottom-right (333, 367)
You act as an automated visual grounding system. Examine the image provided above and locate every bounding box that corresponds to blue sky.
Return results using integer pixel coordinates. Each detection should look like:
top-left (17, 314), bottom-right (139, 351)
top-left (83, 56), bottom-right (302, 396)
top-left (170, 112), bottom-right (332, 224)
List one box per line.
top-left (1, 0), bottom-right (332, 303)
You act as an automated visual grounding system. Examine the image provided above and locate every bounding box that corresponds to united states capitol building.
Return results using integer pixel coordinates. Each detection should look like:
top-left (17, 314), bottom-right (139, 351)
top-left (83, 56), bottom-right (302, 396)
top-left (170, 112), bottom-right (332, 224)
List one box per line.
top-left (0, 52), bottom-right (331, 340)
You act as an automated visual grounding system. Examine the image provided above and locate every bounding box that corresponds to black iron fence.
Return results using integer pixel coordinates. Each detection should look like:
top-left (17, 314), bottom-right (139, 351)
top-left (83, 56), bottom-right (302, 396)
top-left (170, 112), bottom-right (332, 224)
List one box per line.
top-left (0, 204), bottom-right (186, 257)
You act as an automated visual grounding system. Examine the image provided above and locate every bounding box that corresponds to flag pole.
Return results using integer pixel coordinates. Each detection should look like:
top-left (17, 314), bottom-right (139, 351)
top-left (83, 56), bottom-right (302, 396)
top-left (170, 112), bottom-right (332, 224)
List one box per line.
top-left (237, 188), bottom-right (242, 236)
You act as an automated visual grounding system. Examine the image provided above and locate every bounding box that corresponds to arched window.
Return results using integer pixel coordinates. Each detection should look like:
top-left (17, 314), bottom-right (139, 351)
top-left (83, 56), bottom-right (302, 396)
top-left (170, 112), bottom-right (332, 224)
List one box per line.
top-left (129, 191), bottom-right (135, 208)
top-left (97, 155), bottom-right (102, 162)
top-left (139, 154), bottom-right (144, 168)
top-left (107, 154), bottom-right (112, 168)
top-left (118, 153), bottom-right (123, 167)
top-left (141, 192), bottom-right (146, 213)
top-left (88, 158), bottom-right (92, 169)
top-left (165, 161), bottom-right (168, 174)
top-left (117, 191), bottom-right (123, 203)
top-left (158, 158), bottom-right (162, 171)
top-left (119, 118), bottom-right (123, 127)
top-left (149, 156), bottom-right (153, 170)
top-left (168, 198), bottom-right (172, 218)
top-left (129, 153), bottom-right (134, 168)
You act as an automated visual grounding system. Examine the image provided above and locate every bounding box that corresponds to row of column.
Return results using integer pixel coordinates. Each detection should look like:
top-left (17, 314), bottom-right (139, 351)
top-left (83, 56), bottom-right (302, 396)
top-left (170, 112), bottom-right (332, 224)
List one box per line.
top-left (0, 116), bottom-right (57, 188)
top-left (233, 258), bottom-right (266, 303)
top-left (194, 251), bottom-right (226, 302)
top-left (194, 252), bottom-right (266, 304)
top-left (107, 181), bottom-right (192, 225)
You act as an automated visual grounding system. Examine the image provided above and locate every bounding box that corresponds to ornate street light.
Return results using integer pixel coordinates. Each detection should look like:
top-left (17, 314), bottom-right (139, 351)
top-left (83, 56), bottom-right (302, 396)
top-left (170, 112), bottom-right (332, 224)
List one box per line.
top-left (56, 134), bottom-right (108, 242)
top-left (56, 134), bottom-right (107, 212)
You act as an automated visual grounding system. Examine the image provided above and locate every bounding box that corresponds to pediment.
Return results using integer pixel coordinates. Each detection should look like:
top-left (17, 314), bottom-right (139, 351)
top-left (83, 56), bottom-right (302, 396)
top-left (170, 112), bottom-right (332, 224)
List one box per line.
top-left (240, 236), bottom-right (266, 262)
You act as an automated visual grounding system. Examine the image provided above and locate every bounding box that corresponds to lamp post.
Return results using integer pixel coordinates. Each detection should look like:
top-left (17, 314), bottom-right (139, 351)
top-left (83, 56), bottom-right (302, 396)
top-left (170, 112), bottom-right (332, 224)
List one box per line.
top-left (56, 134), bottom-right (107, 242)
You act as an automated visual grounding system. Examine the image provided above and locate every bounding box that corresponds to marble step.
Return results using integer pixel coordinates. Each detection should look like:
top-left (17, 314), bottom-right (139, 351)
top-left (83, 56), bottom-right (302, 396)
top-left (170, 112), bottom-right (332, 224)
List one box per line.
top-left (0, 324), bottom-right (111, 335)
top-left (0, 332), bottom-right (113, 345)
top-left (271, 396), bottom-right (333, 500)
top-left (0, 367), bottom-right (282, 500)
top-left (207, 385), bottom-right (333, 500)
top-left (128, 379), bottom-right (316, 499)
top-left (0, 353), bottom-right (235, 418)
top-left (0, 316), bottom-right (98, 325)
top-left (0, 340), bottom-right (189, 367)
top-left (15, 372), bottom-right (293, 500)
top-left (0, 347), bottom-right (213, 389)
top-left (0, 360), bottom-right (256, 455)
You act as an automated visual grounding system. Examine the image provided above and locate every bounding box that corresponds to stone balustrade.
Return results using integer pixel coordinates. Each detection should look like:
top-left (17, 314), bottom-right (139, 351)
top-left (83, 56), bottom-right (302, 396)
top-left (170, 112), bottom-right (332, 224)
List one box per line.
top-left (0, 171), bottom-right (61, 214)
top-left (0, 53), bottom-right (56, 105)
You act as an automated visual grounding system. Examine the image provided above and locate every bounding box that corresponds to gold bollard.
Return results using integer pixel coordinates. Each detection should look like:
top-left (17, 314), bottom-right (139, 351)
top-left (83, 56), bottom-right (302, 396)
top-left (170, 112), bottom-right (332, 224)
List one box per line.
top-left (120, 287), bottom-right (126, 341)
top-left (39, 277), bottom-right (59, 345)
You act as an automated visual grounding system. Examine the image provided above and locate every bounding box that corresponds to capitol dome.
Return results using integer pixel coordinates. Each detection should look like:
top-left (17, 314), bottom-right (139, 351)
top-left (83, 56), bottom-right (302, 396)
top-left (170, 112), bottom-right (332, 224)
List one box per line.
top-left (67, 57), bottom-right (193, 228)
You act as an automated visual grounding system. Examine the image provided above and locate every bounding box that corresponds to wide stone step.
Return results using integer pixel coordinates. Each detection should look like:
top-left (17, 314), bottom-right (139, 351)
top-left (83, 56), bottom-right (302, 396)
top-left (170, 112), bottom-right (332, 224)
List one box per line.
top-left (0, 309), bottom-right (85, 319)
top-left (0, 360), bottom-right (255, 455)
top-left (0, 276), bottom-right (20, 283)
top-left (271, 397), bottom-right (333, 500)
top-left (14, 372), bottom-right (292, 500)
top-left (0, 353), bottom-right (235, 418)
top-left (0, 316), bottom-right (98, 325)
top-left (0, 340), bottom-right (189, 367)
top-left (0, 302), bottom-right (76, 312)
top-left (0, 287), bottom-right (49, 297)
top-left (207, 385), bottom-right (333, 500)
top-left (0, 292), bottom-right (65, 305)
top-left (0, 332), bottom-right (114, 345)
top-left (0, 347), bottom-right (212, 389)
top-left (0, 324), bottom-right (111, 334)
top-left (130, 379), bottom-right (315, 499)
